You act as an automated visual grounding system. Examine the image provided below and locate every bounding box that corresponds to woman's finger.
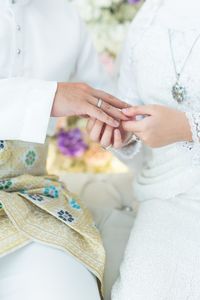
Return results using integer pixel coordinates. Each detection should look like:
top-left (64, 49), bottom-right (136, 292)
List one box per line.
top-left (100, 125), bottom-right (113, 148)
top-left (122, 120), bottom-right (142, 132)
top-left (87, 103), bottom-right (119, 127)
top-left (92, 89), bottom-right (130, 109)
top-left (113, 129), bottom-right (123, 149)
top-left (89, 119), bottom-right (105, 143)
top-left (122, 105), bottom-right (153, 117)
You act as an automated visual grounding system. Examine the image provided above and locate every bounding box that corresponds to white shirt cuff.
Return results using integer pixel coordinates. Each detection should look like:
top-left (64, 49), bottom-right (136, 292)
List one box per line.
top-left (19, 80), bottom-right (57, 143)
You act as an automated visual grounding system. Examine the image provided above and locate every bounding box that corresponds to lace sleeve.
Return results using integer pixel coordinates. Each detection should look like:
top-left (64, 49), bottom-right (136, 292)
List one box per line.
top-left (112, 140), bottom-right (142, 159)
top-left (186, 112), bottom-right (200, 143)
top-left (179, 112), bottom-right (200, 164)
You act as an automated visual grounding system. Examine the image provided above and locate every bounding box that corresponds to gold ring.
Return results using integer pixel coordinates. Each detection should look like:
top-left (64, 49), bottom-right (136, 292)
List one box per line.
top-left (97, 98), bottom-right (103, 108)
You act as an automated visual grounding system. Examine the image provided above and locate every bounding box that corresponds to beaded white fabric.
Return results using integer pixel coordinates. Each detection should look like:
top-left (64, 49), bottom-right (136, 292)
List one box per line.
top-left (114, 140), bottom-right (142, 159)
top-left (117, 0), bottom-right (200, 165)
top-left (181, 112), bottom-right (200, 164)
top-left (113, 0), bottom-right (200, 299)
top-left (185, 112), bottom-right (200, 144)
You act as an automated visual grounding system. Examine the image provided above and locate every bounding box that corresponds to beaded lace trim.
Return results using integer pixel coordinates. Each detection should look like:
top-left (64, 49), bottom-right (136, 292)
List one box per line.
top-left (114, 141), bottom-right (142, 160)
top-left (186, 112), bottom-right (200, 143)
top-left (179, 112), bottom-right (200, 164)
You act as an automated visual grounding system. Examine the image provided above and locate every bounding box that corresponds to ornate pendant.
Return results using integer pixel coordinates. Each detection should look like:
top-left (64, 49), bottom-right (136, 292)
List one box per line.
top-left (172, 81), bottom-right (187, 103)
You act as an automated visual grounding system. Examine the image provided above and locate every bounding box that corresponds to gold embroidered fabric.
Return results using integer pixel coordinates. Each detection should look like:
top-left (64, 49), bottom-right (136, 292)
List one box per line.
top-left (0, 140), bottom-right (105, 295)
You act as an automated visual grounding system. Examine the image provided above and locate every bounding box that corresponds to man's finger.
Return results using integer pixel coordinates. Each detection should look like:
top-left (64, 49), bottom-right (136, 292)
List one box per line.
top-left (90, 120), bottom-right (104, 142)
top-left (88, 96), bottom-right (129, 121)
top-left (113, 129), bottom-right (123, 149)
top-left (100, 101), bottom-right (129, 121)
top-left (93, 89), bottom-right (130, 109)
top-left (86, 118), bottom-right (95, 133)
top-left (100, 125), bottom-right (113, 148)
top-left (87, 104), bottom-right (119, 127)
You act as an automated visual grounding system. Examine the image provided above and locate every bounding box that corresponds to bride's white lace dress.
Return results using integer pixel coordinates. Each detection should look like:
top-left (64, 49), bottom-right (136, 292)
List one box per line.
top-left (112, 0), bottom-right (200, 299)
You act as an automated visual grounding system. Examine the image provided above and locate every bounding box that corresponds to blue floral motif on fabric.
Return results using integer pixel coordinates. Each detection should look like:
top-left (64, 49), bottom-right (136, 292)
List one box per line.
top-left (27, 194), bottom-right (44, 202)
top-left (92, 222), bottom-right (97, 228)
top-left (24, 150), bottom-right (37, 166)
top-left (0, 179), bottom-right (13, 190)
top-left (69, 198), bottom-right (81, 210)
top-left (43, 185), bottom-right (59, 198)
top-left (0, 141), bottom-right (5, 150)
top-left (19, 189), bottom-right (27, 194)
top-left (57, 210), bottom-right (75, 223)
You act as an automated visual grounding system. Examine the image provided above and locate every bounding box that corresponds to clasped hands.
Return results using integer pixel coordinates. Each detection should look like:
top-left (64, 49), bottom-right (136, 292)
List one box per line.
top-left (87, 104), bottom-right (193, 149)
top-left (52, 83), bottom-right (192, 149)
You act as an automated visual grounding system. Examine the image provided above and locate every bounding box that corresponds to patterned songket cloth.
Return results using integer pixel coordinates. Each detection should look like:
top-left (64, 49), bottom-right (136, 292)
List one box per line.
top-left (0, 140), bottom-right (105, 296)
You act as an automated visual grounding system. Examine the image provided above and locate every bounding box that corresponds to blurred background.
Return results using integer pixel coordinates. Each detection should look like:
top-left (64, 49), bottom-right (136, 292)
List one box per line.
top-left (47, 0), bottom-right (143, 175)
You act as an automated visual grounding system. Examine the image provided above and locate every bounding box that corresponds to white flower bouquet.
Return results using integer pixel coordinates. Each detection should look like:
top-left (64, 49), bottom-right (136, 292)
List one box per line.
top-left (72, 0), bottom-right (142, 58)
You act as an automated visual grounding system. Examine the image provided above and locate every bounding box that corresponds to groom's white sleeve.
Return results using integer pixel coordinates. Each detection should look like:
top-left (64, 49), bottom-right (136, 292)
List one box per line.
top-left (0, 78), bottom-right (57, 143)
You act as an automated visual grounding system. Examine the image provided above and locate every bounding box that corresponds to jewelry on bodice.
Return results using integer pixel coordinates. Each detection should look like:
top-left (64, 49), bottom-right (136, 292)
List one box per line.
top-left (168, 29), bottom-right (200, 104)
top-left (171, 73), bottom-right (187, 104)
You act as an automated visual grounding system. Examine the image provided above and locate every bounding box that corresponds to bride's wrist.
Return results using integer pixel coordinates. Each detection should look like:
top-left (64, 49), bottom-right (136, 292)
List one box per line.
top-left (179, 112), bottom-right (193, 142)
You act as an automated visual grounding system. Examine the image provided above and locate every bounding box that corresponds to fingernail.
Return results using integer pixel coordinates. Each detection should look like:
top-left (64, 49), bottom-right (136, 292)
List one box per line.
top-left (122, 108), bottom-right (128, 113)
top-left (114, 121), bottom-right (120, 127)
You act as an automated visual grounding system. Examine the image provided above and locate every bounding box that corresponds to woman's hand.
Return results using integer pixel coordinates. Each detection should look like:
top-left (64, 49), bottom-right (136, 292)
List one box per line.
top-left (86, 118), bottom-right (132, 149)
top-left (122, 104), bottom-right (192, 148)
top-left (51, 82), bottom-right (129, 127)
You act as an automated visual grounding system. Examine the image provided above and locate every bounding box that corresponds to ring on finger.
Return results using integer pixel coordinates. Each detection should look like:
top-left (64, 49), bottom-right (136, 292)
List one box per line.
top-left (102, 144), bottom-right (112, 151)
top-left (97, 98), bottom-right (103, 109)
top-left (129, 134), bottom-right (140, 143)
top-left (106, 144), bottom-right (112, 150)
top-left (133, 134), bottom-right (140, 142)
top-left (123, 134), bottom-right (140, 147)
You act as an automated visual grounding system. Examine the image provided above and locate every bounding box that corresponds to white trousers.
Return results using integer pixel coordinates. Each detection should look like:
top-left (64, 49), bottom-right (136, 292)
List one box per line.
top-left (0, 242), bottom-right (101, 300)
top-left (112, 190), bottom-right (200, 300)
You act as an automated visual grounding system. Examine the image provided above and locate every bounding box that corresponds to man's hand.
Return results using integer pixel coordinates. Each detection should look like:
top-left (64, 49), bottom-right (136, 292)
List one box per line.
top-left (51, 82), bottom-right (129, 127)
top-left (86, 118), bottom-right (132, 149)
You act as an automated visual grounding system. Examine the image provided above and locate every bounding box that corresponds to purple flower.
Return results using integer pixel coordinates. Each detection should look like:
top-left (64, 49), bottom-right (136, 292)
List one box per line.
top-left (57, 128), bottom-right (88, 158)
top-left (127, 0), bottom-right (140, 4)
